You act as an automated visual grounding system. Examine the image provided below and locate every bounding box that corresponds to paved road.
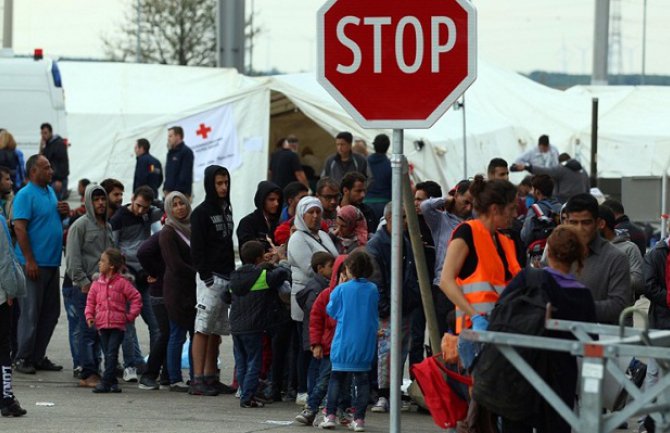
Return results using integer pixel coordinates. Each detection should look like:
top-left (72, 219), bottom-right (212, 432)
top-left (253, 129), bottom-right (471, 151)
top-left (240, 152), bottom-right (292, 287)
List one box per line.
top-left (8, 300), bottom-right (440, 433)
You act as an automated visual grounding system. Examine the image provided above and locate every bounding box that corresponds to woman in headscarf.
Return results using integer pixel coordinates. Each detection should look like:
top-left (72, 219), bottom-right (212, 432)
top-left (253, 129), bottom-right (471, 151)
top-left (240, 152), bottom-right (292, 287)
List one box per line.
top-left (159, 192), bottom-right (196, 390)
top-left (287, 196), bottom-right (338, 404)
top-left (333, 205), bottom-right (368, 254)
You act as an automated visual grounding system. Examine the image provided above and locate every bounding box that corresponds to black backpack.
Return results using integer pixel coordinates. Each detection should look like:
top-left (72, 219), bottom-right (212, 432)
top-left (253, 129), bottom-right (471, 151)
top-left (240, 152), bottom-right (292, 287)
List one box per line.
top-left (471, 267), bottom-right (553, 421)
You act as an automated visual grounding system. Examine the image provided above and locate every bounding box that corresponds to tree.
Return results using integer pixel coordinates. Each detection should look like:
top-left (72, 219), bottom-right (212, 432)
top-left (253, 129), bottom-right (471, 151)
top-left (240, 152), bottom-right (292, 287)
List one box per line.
top-left (103, 0), bottom-right (217, 66)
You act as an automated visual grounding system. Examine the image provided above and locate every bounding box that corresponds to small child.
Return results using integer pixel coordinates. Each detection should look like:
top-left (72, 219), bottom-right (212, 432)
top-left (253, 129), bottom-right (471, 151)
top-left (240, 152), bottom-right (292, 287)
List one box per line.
top-left (321, 250), bottom-right (379, 432)
top-left (228, 240), bottom-right (291, 408)
top-left (85, 248), bottom-right (142, 393)
top-left (295, 254), bottom-right (349, 427)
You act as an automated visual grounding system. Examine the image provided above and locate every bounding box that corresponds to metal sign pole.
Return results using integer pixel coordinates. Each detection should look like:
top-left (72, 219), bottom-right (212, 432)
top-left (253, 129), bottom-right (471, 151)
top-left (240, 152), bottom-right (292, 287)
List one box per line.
top-left (390, 128), bottom-right (404, 433)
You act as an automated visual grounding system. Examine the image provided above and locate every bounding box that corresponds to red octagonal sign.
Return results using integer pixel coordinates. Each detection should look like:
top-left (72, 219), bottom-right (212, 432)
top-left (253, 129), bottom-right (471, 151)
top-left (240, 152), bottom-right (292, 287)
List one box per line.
top-left (317, 0), bottom-right (477, 129)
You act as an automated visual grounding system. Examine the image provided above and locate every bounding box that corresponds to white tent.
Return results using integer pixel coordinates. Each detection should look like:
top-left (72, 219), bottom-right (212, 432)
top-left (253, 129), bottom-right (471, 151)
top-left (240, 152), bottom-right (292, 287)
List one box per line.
top-left (60, 61), bottom-right (270, 223)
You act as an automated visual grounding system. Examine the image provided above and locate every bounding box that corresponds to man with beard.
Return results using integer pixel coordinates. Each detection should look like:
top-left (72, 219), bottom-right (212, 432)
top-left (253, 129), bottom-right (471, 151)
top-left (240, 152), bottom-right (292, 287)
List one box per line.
top-left (340, 172), bottom-right (377, 235)
top-left (100, 179), bottom-right (125, 220)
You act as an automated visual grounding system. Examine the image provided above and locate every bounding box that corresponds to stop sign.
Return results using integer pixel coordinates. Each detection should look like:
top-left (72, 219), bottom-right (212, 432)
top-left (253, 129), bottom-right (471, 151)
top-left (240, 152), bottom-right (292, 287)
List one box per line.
top-left (317, 0), bottom-right (477, 129)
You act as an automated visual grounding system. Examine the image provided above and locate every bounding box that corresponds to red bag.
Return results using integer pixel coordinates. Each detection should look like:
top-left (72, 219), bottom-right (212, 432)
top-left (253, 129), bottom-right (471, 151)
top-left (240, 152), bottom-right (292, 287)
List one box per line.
top-left (411, 355), bottom-right (473, 429)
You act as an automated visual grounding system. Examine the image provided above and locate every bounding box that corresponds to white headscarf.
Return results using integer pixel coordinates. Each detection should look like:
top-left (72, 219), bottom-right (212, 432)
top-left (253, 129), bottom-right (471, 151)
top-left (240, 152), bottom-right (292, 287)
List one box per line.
top-left (294, 196), bottom-right (323, 233)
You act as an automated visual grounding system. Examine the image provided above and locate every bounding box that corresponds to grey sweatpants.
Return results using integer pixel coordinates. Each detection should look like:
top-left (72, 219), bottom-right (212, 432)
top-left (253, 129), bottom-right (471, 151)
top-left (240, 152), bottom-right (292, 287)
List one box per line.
top-left (15, 267), bottom-right (61, 364)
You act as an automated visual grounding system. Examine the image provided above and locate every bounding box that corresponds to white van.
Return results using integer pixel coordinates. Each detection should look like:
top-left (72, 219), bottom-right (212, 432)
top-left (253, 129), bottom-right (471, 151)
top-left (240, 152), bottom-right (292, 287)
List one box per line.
top-left (0, 51), bottom-right (68, 157)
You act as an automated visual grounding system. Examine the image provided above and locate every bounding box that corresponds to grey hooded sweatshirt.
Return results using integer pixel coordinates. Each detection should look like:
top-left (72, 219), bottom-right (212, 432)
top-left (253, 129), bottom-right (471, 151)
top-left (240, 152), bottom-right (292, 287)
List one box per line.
top-left (65, 184), bottom-right (114, 288)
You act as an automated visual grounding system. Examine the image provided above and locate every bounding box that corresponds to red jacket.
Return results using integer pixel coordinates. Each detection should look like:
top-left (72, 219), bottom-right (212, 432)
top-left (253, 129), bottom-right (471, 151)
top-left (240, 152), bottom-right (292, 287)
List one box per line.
top-left (309, 255), bottom-right (347, 356)
top-left (85, 273), bottom-right (142, 331)
top-left (310, 288), bottom-right (337, 356)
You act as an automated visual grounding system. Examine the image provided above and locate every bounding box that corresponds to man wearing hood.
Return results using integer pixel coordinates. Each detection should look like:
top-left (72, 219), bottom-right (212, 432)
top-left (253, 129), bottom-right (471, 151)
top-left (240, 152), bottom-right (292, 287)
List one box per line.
top-left (190, 165), bottom-right (236, 395)
top-left (237, 180), bottom-right (283, 253)
top-left (65, 184), bottom-right (114, 387)
top-left (514, 153), bottom-right (590, 203)
top-left (40, 123), bottom-right (69, 200)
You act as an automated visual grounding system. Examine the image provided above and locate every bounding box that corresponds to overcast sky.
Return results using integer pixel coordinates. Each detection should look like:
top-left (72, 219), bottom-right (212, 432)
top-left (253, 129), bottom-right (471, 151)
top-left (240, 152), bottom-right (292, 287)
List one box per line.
top-left (3, 0), bottom-right (669, 75)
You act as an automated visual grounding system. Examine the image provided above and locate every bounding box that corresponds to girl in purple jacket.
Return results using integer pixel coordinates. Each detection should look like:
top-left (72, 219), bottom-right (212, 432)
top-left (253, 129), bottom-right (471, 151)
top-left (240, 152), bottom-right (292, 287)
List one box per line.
top-left (85, 248), bottom-right (142, 393)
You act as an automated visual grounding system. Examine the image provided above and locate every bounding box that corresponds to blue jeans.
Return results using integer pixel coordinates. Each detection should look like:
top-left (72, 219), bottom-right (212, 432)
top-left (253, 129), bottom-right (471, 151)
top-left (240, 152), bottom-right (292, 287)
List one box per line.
top-left (167, 321), bottom-right (193, 384)
top-left (233, 333), bottom-right (264, 402)
top-left (74, 287), bottom-right (100, 379)
top-left (307, 356), bottom-right (320, 395)
top-left (99, 329), bottom-right (124, 386)
top-left (307, 356), bottom-right (349, 413)
top-left (327, 371), bottom-right (370, 421)
top-left (62, 285), bottom-right (80, 368)
top-left (122, 285), bottom-right (159, 368)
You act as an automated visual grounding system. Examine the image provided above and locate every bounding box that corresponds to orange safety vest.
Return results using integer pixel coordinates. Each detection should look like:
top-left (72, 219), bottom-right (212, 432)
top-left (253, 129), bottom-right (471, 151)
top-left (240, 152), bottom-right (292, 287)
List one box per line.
top-left (454, 219), bottom-right (521, 333)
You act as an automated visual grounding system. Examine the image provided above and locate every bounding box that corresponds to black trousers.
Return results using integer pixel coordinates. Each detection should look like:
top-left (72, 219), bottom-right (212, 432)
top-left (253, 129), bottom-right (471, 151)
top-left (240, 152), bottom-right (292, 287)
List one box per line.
top-left (1, 302), bottom-right (16, 406)
top-left (145, 298), bottom-right (169, 378)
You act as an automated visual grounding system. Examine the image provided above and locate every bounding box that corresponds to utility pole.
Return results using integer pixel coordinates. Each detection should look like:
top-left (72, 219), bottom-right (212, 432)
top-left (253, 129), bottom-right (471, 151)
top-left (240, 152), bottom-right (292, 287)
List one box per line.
top-left (592, 0), bottom-right (610, 85)
top-left (217, 0), bottom-right (246, 71)
top-left (2, 0), bottom-right (13, 50)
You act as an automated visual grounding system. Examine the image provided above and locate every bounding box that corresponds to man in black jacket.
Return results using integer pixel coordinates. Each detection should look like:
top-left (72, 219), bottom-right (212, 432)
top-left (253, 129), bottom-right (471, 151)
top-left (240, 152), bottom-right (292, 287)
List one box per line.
top-left (164, 126), bottom-right (194, 198)
top-left (602, 198), bottom-right (647, 257)
top-left (236, 180), bottom-right (282, 253)
top-left (40, 122), bottom-right (69, 199)
top-left (133, 138), bottom-right (163, 198)
top-left (190, 165), bottom-right (236, 396)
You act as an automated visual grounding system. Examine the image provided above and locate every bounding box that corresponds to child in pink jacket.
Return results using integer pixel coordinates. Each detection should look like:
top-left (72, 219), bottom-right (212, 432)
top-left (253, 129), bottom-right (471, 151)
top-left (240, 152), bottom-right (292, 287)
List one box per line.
top-left (85, 248), bottom-right (142, 393)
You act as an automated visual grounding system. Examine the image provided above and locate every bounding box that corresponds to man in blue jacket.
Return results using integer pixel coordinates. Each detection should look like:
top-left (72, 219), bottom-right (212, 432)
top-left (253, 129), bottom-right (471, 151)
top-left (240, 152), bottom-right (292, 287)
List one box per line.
top-left (133, 138), bottom-right (163, 198)
top-left (163, 126), bottom-right (194, 198)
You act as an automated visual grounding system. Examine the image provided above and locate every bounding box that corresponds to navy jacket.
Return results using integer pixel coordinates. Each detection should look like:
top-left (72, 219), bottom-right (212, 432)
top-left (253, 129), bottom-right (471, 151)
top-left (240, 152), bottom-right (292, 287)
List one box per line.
top-left (164, 142), bottom-right (194, 196)
top-left (134, 152), bottom-right (163, 197)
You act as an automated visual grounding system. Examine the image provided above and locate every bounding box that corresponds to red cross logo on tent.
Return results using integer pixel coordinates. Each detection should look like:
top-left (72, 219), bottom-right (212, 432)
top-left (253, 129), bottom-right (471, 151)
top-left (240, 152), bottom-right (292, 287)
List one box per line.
top-left (196, 123), bottom-right (212, 139)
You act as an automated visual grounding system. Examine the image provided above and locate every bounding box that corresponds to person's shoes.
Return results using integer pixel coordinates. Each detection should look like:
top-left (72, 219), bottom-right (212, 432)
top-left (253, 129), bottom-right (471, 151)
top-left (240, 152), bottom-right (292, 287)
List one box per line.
top-left (13, 359), bottom-right (36, 374)
top-left (169, 381), bottom-right (190, 392)
top-left (296, 392), bottom-right (308, 406)
top-left (1, 400), bottom-right (27, 417)
top-left (78, 374), bottom-right (101, 388)
top-left (254, 392), bottom-right (273, 405)
top-left (400, 399), bottom-right (413, 412)
top-left (188, 380), bottom-right (219, 396)
top-left (209, 380), bottom-right (236, 395)
top-left (92, 383), bottom-right (111, 393)
top-left (371, 396), bottom-right (389, 413)
top-left (295, 408), bottom-right (316, 425)
top-left (109, 384), bottom-right (122, 393)
top-left (338, 408), bottom-right (354, 426)
top-left (235, 388), bottom-right (241, 399)
top-left (348, 419), bottom-right (365, 432)
top-left (138, 375), bottom-right (159, 390)
top-left (319, 415), bottom-right (337, 429)
top-left (240, 398), bottom-right (264, 408)
top-left (123, 367), bottom-right (138, 382)
top-left (35, 357), bottom-right (63, 371)
top-left (73, 366), bottom-right (83, 379)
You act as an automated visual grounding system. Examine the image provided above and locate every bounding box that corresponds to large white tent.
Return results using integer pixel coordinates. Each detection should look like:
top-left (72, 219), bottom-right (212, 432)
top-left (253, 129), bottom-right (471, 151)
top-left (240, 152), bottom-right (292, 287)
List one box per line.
top-left (58, 60), bottom-right (670, 217)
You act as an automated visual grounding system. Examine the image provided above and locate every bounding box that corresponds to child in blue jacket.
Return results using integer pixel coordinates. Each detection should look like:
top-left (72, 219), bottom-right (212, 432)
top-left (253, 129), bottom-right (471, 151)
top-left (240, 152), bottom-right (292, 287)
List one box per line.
top-left (322, 250), bottom-right (379, 432)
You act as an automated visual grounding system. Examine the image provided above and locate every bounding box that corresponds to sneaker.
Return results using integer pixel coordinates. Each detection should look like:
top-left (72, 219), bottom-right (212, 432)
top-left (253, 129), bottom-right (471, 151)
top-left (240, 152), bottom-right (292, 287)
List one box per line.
top-left (159, 377), bottom-right (170, 390)
top-left (338, 408), bottom-right (354, 426)
top-left (73, 366), bottom-right (83, 379)
top-left (123, 367), bottom-right (138, 382)
top-left (78, 374), bottom-right (101, 388)
top-left (254, 392), bottom-right (273, 405)
top-left (235, 388), bottom-right (241, 399)
top-left (1, 400), bottom-right (27, 417)
top-left (13, 359), bottom-right (36, 374)
top-left (349, 420), bottom-right (365, 432)
top-left (188, 380), bottom-right (219, 396)
top-left (92, 383), bottom-right (111, 393)
top-left (371, 396), bottom-right (389, 413)
top-left (296, 392), bottom-right (308, 406)
top-left (400, 399), bottom-right (412, 412)
top-left (295, 408), bottom-right (316, 425)
top-left (138, 375), bottom-right (159, 390)
top-left (319, 415), bottom-right (337, 429)
top-left (169, 381), bottom-right (190, 392)
top-left (209, 380), bottom-right (236, 395)
top-left (35, 357), bottom-right (63, 371)
top-left (109, 384), bottom-right (122, 393)
top-left (240, 399), bottom-right (264, 408)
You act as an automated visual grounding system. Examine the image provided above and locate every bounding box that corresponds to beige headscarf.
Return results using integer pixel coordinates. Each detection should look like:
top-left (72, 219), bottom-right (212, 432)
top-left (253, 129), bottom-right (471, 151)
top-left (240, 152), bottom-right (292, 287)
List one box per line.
top-left (165, 191), bottom-right (192, 239)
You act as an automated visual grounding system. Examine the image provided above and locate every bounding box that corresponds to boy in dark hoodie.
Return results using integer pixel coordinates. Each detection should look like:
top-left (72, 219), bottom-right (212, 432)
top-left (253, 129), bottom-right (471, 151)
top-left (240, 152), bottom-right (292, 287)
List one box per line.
top-left (228, 241), bottom-right (291, 408)
top-left (190, 165), bottom-right (236, 396)
top-left (236, 180), bottom-right (283, 253)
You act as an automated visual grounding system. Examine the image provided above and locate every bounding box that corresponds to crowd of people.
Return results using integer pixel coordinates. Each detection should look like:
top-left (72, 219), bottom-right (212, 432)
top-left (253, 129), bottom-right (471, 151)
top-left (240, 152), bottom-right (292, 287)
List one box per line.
top-left (0, 127), bottom-right (660, 432)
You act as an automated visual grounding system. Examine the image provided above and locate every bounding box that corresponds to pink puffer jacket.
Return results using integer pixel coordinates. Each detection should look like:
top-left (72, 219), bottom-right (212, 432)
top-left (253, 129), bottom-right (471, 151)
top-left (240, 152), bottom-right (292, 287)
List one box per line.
top-left (85, 273), bottom-right (142, 331)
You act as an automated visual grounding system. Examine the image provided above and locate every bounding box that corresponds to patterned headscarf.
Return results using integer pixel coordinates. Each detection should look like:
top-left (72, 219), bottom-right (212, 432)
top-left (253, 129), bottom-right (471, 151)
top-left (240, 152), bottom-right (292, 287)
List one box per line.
top-left (337, 205), bottom-right (368, 246)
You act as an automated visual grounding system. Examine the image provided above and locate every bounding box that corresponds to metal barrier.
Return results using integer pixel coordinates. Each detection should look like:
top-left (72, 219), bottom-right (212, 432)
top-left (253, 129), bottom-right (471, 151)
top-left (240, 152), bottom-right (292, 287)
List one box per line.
top-left (460, 307), bottom-right (670, 432)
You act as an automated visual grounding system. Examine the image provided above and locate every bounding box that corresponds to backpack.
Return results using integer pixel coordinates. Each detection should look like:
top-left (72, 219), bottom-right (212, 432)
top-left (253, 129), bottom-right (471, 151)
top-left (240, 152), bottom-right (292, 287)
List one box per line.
top-left (526, 203), bottom-right (560, 267)
top-left (471, 267), bottom-right (553, 421)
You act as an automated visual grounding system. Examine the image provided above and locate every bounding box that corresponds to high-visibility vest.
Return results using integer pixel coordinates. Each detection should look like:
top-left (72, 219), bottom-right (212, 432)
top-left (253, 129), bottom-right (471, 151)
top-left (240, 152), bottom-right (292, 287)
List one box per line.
top-left (454, 219), bottom-right (521, 333)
